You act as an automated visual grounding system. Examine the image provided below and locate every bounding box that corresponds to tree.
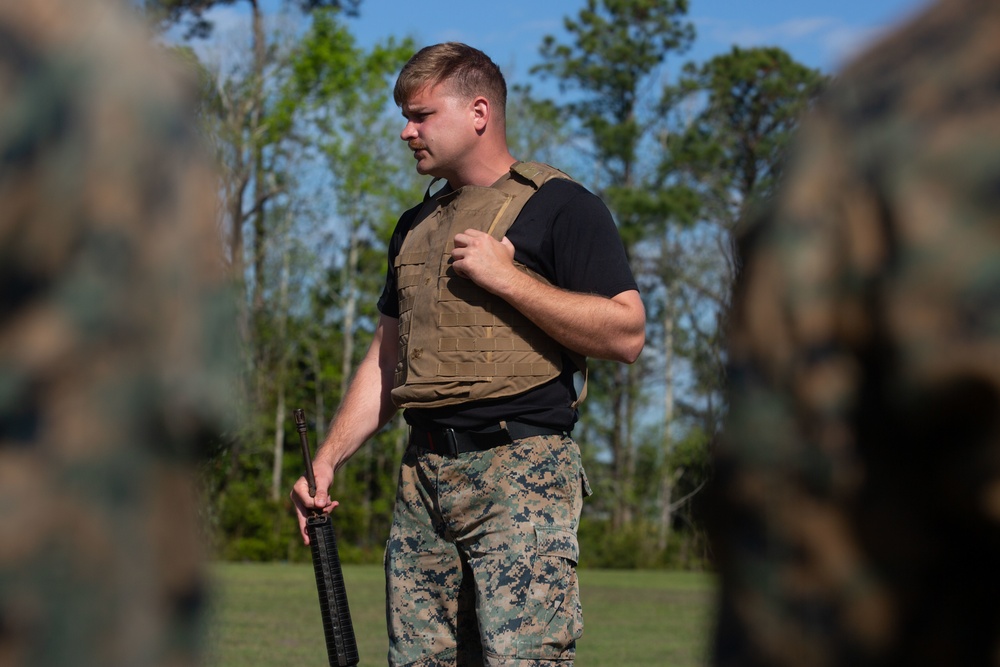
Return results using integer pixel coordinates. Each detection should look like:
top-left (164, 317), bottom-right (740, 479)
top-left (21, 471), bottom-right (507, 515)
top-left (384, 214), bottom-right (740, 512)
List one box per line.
top-left (242, 15), bottom-right (415, 557)
top-left (664, 46), bottom-right (827, 231)
top-left (531, 0), bottom-right (696, 533)
top-left (506, 84), bottom-right (575, 168)
top-left (292, 15), bottom-right (419, 550)
top-left (144, 0), bottom-right (364, 321)
top-left (657, 45), bottom-right (828, 435)
top-left (157, 1), bottom-right (417, 560)
top-left (143, 0), bottom-right (360, 38)
top-left (646, 46), bottom-right (827, 552)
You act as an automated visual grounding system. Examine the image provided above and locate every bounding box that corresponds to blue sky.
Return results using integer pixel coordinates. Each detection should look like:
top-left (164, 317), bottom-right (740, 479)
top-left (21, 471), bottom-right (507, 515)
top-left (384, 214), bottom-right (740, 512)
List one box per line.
top-left (201, 0), bottom-right (933, 81)
top-left (343, 0), bottom-right (932, 76)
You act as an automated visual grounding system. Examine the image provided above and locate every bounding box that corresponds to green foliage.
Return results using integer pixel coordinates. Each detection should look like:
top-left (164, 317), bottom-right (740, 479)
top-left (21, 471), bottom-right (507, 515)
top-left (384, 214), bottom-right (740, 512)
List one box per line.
top-left (580, 517), bottom-right (657, 569)
top-left (213, 478), bottom-right (288, 561)
top-left (178, 0), bottom-right (418, 565)
top-left (177, 1), bottom-right (830, 571)
top-left (533, 0), bottom-right (694, 183)
top-left (531, 0), bottom-right (698, 539)
top-left (663, 45), bottom-right (828, 218)
top-left (577, 426), bottom-right (712, 571)
top-left (321, 432), bottom-right (405, 563)
top-left (506, 84), bottom-right (572, 166)
top-left (143, 0), bottom-right (361, 39)
top-left (644, 46), bottom-right (828, 446)
top-left (603, 183), bottom-right (700, 245)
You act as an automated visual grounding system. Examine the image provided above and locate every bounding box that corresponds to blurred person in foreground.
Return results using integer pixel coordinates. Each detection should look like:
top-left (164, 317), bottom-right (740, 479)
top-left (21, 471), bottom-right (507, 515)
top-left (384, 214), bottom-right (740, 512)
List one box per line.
top-left (710, 0), bottom-right (1000, 665)
top-left (292, 42), bottom-right (645, 666)
top-left (0, 1), bottom-right (235, 666)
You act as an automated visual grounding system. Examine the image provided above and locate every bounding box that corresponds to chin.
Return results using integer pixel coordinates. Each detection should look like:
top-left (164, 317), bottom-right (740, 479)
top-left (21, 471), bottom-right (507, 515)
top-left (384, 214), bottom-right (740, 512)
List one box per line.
top-left (417, 165), bottom-right (445, 180)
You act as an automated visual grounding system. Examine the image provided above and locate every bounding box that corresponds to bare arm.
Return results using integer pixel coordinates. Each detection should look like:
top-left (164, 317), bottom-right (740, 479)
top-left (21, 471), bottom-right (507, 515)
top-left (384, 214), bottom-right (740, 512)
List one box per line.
top-left (451, 229), bottom-right (645, 363)
top-left (290, 313), bottom-right (399, 542)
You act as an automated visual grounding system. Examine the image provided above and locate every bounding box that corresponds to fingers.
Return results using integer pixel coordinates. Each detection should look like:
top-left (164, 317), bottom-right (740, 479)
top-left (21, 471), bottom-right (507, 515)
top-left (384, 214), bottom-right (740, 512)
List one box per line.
top-left (453, 228), bottom-right (484, 248)
top-left (290, 476), bottom-right (314, 544)
top-left (290, 463), bottom-right (339, 544)
top-left (296, 507), bottom-right (310, 545)
top-left (451, 230), bottom-right (514, 263)
top-left (312, 484), bottom-right (330, 510)
top-left (312, 462), bottom-right (334, 509)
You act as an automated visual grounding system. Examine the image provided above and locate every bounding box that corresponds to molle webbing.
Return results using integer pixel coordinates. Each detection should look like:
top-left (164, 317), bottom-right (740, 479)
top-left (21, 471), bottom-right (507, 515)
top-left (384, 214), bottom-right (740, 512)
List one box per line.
top-left (391, 162), bottom-right (581, 409)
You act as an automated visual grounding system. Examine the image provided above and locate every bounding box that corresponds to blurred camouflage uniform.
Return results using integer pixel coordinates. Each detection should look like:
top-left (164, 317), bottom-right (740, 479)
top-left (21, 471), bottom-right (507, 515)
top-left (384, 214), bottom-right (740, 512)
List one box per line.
top-left (710, 0), bottom-right (1000, 665)
top-left (0, 1), bottom-right (235, 666)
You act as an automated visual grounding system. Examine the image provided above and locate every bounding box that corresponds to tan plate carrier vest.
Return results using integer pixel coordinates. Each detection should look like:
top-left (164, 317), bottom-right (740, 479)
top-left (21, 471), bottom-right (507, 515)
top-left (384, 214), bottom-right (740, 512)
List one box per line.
top-left (391, 161), bottom-right (587, 409)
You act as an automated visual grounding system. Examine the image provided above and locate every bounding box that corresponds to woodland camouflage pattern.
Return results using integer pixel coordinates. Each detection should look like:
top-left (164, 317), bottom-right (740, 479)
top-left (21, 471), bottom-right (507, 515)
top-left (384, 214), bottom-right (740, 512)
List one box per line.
top-left (710, 0), bottom-right (1000, 665)
top-left (0, 1), bottom-right (234, 666)
top-left (386, 434), bottom-right (589, 666)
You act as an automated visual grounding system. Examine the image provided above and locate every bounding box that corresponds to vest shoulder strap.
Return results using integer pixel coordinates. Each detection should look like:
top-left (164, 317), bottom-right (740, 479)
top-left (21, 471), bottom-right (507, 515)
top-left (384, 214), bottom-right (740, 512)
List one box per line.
top-left (502, 162), bottom-right (589, 405)
top-left (487, 161), bottom-right (574, 240)
top-left (509, 161), bottom-right (573, 188)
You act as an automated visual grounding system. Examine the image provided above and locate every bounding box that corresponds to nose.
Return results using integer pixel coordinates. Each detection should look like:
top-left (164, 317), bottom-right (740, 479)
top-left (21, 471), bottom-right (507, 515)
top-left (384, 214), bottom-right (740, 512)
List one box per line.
top-left (400, 121), bottom-right (416, 142)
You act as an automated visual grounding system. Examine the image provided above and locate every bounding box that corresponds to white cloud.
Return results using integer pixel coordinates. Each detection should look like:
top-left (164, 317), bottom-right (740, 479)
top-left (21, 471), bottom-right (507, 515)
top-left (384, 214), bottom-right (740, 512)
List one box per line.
top-left (822, 25), bottom-right (884, 66)
top-left (693, 15), bottom-right (895, 69)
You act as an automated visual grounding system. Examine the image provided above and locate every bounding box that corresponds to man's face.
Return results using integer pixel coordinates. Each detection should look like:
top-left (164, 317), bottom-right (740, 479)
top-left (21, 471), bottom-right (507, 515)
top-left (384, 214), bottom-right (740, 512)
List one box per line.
top-left (399, 82), bottom-right (476, 181)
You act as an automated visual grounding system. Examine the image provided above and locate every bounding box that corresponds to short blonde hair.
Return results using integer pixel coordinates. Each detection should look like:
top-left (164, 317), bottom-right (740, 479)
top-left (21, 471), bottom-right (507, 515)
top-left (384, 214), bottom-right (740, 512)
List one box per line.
top-left (394, 42), bottom-right (507, 123)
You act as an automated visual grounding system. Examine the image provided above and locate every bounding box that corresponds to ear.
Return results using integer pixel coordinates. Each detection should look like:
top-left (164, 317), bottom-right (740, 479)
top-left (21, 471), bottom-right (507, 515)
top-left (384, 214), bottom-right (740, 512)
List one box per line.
top-left (471, 96), bottom-right (489, 131)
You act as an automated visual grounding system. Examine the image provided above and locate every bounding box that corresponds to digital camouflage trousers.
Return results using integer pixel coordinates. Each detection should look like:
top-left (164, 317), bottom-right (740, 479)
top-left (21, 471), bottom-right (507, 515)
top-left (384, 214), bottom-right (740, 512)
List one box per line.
top-left (385, 433), bottom-right (591, 667)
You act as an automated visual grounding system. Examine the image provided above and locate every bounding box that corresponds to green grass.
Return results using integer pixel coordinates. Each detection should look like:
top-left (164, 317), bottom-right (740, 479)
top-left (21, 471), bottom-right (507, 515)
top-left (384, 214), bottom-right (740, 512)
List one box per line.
top-left (204, 563), bottom-right (716, 667)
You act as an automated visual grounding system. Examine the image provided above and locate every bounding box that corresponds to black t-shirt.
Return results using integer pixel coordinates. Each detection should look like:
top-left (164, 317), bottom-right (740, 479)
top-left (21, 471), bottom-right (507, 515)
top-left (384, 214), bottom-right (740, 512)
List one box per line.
top-left (377, 178), bottom-right (638, 431)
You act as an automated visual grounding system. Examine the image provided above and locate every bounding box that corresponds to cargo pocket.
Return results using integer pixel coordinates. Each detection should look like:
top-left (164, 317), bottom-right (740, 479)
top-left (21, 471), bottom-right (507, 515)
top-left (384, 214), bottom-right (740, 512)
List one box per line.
top-left (515, 525), bottom-right (583, 660)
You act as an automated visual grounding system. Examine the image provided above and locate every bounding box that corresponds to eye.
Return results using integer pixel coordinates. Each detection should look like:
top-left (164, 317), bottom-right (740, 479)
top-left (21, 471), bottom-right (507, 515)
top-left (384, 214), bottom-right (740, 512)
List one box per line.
top-left (404, 109), bottom-right (431, 123)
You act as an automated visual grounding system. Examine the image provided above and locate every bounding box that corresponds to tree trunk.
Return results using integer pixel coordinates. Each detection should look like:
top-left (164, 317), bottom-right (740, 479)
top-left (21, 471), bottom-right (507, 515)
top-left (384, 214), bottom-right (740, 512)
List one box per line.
top-left (270, 230), bottom-right (291, 501)
top-left (658, 469), bottom-right (679, 552)
top-left (623, 363), bottom-right (637, 526)
top-left (330, 220), bottom-right (361, 502)
top-left (340, 222), bottom-right (360, 398)
top-left (309, 341), bottom-right (326, 445)
top-left (271, 386), bottom-right (286, 501)
top-left (249, 0), bottom-right (267, 314)
top-left (657, 292), bottom-right (676, 551)
top-left (610, 363), bottom-right (630, 530)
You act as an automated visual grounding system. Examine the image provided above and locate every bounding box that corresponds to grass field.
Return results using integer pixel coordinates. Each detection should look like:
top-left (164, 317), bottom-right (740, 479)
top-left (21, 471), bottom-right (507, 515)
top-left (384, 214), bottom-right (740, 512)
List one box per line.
top-left (204, 563), bottom-right (716, 666)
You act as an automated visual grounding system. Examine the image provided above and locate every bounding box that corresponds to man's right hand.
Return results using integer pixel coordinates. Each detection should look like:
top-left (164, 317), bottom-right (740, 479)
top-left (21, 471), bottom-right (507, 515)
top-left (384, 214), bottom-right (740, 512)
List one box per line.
top-left (290, 459), bottom-right (338, 545)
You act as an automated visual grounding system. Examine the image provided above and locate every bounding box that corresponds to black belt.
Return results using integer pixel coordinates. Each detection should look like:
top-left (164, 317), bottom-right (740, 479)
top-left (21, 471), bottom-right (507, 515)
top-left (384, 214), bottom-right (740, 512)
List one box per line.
top-left (408, 421), bottom-right (566, 457)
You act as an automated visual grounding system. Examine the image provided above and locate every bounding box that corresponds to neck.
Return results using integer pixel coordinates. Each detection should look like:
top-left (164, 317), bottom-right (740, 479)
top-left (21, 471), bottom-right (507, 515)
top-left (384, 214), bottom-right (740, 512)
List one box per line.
top-left (447, 151), bottom-right (517, 189)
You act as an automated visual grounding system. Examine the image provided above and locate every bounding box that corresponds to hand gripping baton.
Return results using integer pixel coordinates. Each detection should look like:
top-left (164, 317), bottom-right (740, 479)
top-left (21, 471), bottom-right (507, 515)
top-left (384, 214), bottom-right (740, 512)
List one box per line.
top-left (294, 408), bottom-right (359, 667)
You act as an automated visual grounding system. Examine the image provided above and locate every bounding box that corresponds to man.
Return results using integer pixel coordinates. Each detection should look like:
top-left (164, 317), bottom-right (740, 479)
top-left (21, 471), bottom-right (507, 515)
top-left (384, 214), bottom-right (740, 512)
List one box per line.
top-left (710, 0), bottom-right (1000, 665)
top-left (0, 1), bottom-right (235, 666)
top-left (292, 42), bottom-right (644, 666)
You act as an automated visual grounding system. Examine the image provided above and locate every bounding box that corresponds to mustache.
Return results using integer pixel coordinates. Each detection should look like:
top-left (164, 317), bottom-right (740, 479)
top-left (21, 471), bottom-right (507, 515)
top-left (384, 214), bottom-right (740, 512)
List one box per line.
top-left (408, 142), bottom-right (428, 151)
